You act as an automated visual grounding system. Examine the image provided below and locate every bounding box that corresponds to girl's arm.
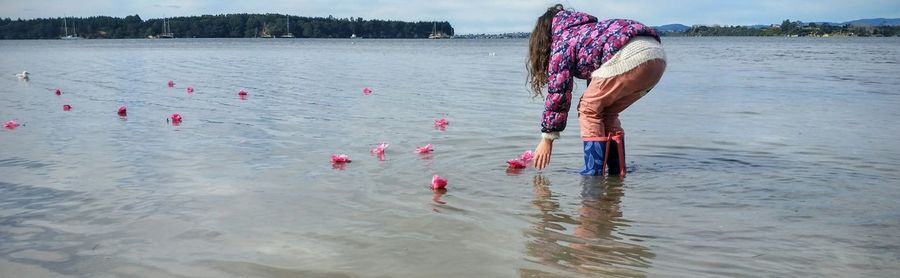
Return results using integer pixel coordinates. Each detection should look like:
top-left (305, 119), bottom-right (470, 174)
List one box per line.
top-left (535, 49), bottom-right (573, 170)
top-left (540, 52), bottom-right (574, 134)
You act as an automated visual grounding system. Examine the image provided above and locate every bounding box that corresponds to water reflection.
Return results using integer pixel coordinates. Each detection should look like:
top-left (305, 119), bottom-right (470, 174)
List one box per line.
top-left (432, 188), bottom-right (447, 205)
top-left (522, 175), bottom-right (654, 277)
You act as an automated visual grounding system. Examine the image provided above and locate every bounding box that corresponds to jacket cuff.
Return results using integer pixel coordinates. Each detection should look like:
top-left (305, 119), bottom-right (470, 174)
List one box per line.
top-left (541, 132), bottom-right (560, 141)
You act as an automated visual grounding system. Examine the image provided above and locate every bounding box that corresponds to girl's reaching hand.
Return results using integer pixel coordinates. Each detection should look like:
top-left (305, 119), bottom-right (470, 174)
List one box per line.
top-left (534, 139), bottom-right (554, 170)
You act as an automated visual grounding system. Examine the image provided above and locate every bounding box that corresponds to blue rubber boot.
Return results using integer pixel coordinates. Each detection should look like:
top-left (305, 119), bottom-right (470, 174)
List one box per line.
top-left (580, 141), bottom-right (608, 176)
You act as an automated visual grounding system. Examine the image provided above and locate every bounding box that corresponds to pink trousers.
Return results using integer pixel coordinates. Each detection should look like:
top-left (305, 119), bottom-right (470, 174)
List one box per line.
top-left (578, 59), bottom-right (667, 141)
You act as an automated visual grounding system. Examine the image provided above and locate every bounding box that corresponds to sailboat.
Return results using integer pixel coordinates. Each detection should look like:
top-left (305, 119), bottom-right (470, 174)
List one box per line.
top-left (157, 18), bottom-right (175, 39)
top-left (261, 29), bottom-right (274, 38)
top-left (258, 22), bottom-right (274, 38)
top-left (280, 15), bottom-right (295, 38)
top-left (429, 22), bottom-right (450, 39)
top-left (60, 17), bottom-right (82, 40)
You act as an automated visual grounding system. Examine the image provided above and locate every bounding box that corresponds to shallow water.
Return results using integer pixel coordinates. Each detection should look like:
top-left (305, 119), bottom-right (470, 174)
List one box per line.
top-left (1, 37), bottom-right (899, 277)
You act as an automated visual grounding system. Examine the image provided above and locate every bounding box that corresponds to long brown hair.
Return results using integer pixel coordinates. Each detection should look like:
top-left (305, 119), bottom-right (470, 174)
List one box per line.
top-left (527, 4), bottom-right (564, 98)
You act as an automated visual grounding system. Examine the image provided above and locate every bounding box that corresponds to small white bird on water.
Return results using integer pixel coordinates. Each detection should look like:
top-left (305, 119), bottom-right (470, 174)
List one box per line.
top-left (15, 71), bottom-right (30, 80)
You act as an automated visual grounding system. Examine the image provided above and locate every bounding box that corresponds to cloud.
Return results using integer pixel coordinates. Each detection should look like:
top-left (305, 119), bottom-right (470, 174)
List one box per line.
top-left (152, 4), bottom-right (182, 9)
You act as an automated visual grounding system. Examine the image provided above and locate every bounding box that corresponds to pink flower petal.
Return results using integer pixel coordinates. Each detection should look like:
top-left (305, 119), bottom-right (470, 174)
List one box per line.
top-left (63, 104), bottom-right (72, 111)
top-left (4, 120), bottom-right (19, 129)
top-left (168, 80), bottom-right (175, 87)
top-left (331, 154), bottom-right (352, 164)
top-left (519, 150), bottom-right (534, 162)
top-left (434, 118), bottom-right (449, 128)
top-left (507, 159), bottom-right (527, 169)
top-left (55, 88), bottom-right (61, 95)
top-left (415, 143), bottom-right (434, 154)
top-left (431, 175), bottom-right (448, 190)
top-left (186, 86), bottom-right (194, 93)
top-left (117, 105), bottom-right (127, 116)
top-left (238, 89), bottom-right (248, 96)
top-left (370, 142), bottom-right (389, 155)
top-left (362, 87), bottom-right (372, 95)
top-left (170, 113), bottom-right (182, 125)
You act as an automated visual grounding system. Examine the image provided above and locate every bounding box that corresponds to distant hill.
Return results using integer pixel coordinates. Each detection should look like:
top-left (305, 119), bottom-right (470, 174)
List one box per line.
top-left (662, 18), bottom-right (900, 37)
top-left (810, 18), bottom-right (900, 27)
top-left (655, 24), bottom-right (690, 33)
top-left (657, 18), bottom-right (900, 30)
top-left (843, 18), bottom-right (900, 26)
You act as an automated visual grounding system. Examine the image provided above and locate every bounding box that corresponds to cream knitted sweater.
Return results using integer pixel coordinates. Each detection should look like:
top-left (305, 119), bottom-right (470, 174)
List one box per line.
top-left (591, 36), bottom-right (666, 79)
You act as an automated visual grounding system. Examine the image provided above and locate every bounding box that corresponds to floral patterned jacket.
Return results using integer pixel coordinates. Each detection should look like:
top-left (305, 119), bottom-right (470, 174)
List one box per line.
top-left (541, 10), bottom-right (660, 133)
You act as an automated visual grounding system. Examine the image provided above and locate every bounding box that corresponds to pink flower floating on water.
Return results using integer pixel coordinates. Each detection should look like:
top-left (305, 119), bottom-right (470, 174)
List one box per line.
top-left (4, 120), bottom-right (19, 129)
top-left (506, 150), bottom-right (535, 169)
top-left (186, 86), bottom-right (194, 94)
top-left (434, 118), bottom-right (449, 130)
top-left (168, 80), bottom-right (175, 87)
top-left (117, 105), bottom-right (127, 116)
top-left (331, 154), bottom-right (352, 164)
top-left (362, 87), bottom-right (372, 95)
top-left (371, 143), bottom-right (389, 161)
top-left (63, 104), bottom-right (72, 111)
top-left (170, 113), bottom-right (183, 125)
top-left (238, 89), bottom-right (248, 96)
top-left (415, 143), bottom-right (434, 154)
top-left (431, 175), bottom-right (448, 190)
top-left (507, 159), bottom-right (527, 169)
top-left (519, 150), bottom-right (534, 162)
top-left (371, 143), bottom-right (389, 155)
top-left (55, 88), bottom-right (62, 95)
top-left (434, 118), bottom-right (449, 127)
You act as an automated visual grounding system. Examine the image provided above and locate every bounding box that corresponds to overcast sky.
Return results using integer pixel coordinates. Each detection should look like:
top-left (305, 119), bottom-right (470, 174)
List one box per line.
top-left (2, 0), bottom-right (898, 33)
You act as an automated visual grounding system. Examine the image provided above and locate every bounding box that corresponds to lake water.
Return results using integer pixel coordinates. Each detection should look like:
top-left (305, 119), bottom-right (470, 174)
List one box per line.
top-left (1, 37), bottom-right (899, 277)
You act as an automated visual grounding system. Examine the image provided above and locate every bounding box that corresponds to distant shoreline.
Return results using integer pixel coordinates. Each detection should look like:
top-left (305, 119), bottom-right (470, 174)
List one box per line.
top-left (0, 14), bottom-right (454, 40)
top-left (659, 19), bottom-right (900, 37)
top-left (4, 14), bottom-right (899, 40)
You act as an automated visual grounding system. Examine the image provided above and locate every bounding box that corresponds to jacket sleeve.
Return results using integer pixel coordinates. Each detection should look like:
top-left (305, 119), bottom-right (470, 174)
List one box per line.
top-left (541, 46), bottom-right (574, 134)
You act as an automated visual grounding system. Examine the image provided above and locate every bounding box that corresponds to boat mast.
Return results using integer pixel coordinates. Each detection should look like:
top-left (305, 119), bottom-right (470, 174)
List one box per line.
top-left (286, 15), bottom-right (290, 34)
top-left (63, 17), bottom-right (69, 37)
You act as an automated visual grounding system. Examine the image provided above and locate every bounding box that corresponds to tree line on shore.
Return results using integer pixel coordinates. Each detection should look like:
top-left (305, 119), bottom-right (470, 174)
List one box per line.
top-left (0, 13), bottom-right (454, 39)
top-left (666, 20), bottom-right (900, 37)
